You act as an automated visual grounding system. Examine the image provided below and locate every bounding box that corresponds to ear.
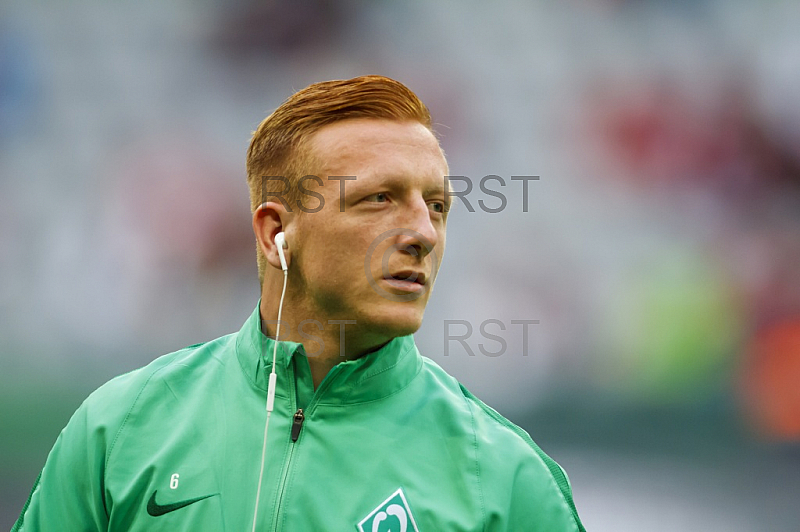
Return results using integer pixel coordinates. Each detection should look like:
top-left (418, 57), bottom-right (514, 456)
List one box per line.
top-left (253, 201), bottom-right (292, 271)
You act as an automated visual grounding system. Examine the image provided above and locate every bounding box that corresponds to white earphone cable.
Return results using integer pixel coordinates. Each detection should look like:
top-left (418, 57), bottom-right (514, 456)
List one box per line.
top-left (251, 268), bottom-right (288, 532)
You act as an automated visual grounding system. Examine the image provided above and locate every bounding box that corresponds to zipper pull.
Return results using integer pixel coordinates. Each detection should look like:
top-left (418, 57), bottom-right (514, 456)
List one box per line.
top-left (290, 408), bottom-right (305, 442)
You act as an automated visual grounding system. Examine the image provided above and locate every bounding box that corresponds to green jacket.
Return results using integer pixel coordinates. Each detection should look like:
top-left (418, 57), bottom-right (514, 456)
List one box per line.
top-left (14, 305), bottom-right (585, 531)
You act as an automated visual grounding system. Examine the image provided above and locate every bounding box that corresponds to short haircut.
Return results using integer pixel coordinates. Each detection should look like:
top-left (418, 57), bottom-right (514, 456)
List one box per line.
top-left (246, 75), bottom-right (436, 284)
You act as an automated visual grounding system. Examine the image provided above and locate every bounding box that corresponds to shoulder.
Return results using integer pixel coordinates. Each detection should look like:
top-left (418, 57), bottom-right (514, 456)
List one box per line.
top-left (76, 333), bottom-right (237, 440)
top-left (416, 356), bottom-right (584, 530)
top-left (416, 356), bottom-right (545, 454)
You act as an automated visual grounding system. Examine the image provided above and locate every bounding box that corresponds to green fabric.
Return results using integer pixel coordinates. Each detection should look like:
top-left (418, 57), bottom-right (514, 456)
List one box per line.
top-left (13, 305), bottom-right (584, 531)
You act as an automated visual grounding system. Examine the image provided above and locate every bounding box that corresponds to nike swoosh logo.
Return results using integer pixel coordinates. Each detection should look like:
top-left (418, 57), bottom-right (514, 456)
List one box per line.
top-left (146, 490), bottom-right (217, 517)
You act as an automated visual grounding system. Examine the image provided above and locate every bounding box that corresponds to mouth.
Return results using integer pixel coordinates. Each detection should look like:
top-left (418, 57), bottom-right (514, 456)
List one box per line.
top-left (382, 270), bottom-right (428, 292)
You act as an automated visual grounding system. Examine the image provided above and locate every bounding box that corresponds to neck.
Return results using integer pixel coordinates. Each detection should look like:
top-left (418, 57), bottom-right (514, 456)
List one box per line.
top-left (259, 291), bottom-right (389, 389)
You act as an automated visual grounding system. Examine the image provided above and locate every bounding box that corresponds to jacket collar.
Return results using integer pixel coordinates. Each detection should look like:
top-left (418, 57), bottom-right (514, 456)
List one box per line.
top-left (235, 304), bottom-right (422, 405)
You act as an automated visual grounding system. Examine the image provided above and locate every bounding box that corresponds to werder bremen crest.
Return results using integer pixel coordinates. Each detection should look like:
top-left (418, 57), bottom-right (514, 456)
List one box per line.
top-left (357, 488), bottom-right (420, 532)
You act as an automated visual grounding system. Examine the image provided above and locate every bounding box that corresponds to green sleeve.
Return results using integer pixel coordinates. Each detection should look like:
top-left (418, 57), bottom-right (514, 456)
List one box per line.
top-left (509, 443), bottom-right (586, 532)
top-left (12, 400), bottom-right (110, 531)
top-left (460, 384), bottom-right (586, 531)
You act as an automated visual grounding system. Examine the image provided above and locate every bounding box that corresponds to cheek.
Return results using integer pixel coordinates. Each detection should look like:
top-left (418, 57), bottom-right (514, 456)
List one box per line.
top-left (307, 235), bottom-right (372, 286)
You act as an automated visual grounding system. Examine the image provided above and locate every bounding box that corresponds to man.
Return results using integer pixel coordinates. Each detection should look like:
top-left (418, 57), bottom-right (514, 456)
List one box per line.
top-left (13, 76), bottom-right (584, 531)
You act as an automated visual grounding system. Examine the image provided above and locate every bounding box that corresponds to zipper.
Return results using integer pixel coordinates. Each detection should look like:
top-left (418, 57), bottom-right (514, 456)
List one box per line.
top-left (271, 432), bottom-right (295, 530)
top-left (290, 409), bottom-right (305, 442)
top-left (270, 367), bottom-right (298, 531)
top-left (270, 363), bottom-right (342, 530)
top-left (271, 363), bottom-right (309, 529)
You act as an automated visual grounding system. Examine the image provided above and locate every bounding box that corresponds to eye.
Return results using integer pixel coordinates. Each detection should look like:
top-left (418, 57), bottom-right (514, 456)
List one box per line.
top-left (428, 200), bottom-right (446, 214)
top-left (365, 192), bottom-right (388, 203)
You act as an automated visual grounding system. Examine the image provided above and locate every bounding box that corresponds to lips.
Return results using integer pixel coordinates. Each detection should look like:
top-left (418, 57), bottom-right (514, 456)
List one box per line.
top-left (386, 270), bottom-right (427, 285)
top-left (382, 270), bottom-right (428, 293)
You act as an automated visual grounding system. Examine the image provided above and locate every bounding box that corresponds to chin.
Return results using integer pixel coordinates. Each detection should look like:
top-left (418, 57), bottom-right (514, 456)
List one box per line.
top-left (368, 307), bottom-right (424, 340)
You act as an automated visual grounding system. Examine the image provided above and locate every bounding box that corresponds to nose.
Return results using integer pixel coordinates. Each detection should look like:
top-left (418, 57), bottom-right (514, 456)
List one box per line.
top-left (394, 198), bottom-right (439, 259)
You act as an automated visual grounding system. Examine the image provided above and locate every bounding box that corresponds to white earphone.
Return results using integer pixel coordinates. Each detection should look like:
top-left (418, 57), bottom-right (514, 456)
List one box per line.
top-left (274, 232), bottom-right (288, 272)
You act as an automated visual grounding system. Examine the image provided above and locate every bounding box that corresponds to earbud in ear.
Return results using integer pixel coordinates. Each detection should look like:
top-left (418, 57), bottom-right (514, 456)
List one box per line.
top-left (274, 232), bottom-right (288, 272)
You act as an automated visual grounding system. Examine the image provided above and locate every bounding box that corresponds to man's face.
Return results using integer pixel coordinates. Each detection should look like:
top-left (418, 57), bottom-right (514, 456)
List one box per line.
top-left (289, 118), bottom-right (449, 345)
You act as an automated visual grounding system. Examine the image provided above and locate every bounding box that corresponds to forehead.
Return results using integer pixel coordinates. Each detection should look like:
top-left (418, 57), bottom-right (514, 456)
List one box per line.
top-left (305, 118), bottom-right (448, 179)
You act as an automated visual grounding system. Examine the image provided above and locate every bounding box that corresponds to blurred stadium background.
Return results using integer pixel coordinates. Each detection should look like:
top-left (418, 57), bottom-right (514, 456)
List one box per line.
top-left (2, 1), bottom-right (800, 530)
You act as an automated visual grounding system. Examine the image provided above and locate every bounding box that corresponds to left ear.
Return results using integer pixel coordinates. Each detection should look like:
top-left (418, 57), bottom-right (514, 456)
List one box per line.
top-left (253, 201), bottom-right (292, 271)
